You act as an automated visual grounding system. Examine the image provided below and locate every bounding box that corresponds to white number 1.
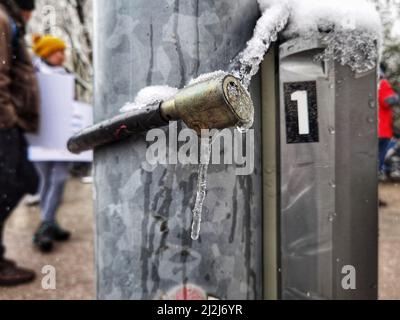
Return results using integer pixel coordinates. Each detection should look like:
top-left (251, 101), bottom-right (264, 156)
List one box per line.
top-left (291, 90), bottom-right (310, 135)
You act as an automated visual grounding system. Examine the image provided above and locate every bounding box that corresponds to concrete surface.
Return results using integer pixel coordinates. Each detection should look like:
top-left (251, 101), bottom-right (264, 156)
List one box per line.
top-left (0, 178), bottom-right (94, 300)
top-left (379, 183), bottom-right (400, 300)
top-left (0, 180), bottom-right (399, 300)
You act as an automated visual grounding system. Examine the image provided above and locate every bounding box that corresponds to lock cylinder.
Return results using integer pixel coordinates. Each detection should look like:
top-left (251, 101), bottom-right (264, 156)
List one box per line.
top-left (161, 75), bottom-right (254, 134)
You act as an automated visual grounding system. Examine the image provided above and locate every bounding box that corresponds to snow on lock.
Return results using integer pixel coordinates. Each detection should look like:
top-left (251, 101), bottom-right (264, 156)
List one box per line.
top-left (188, 70), bottom-right (228, 86)
top-left (120, 86), bottom-right (178, 112)
top-left (120, 71), bottom-right (228, 113)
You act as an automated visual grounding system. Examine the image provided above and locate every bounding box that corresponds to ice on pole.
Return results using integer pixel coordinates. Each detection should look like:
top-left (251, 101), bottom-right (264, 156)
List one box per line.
top-left (120, 0), bottom-right (382, 241)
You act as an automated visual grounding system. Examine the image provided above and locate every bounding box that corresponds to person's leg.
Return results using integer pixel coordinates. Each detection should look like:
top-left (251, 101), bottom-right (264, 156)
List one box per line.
top-left (0, 128), bottom-right (24, 260)
top-left (379, 138), bottom-right (391, 173)
top-left (34, 162), bottom-right (71, 251)
top-left (0, 189), bottom-right (35, 285)
top-left (0, 193), bottom-right (24, 260)
top-left (33, 162), bottom-right (56, 252)
top-left (41, 162), bottom-right (70, 223)
top-left (35, 162), bottom-right (52, 221)
top-left (0, 221), bottom-right (4, 260)
top-left (0, 129), bottom-right (35, 285)
top-left (23, 162), bottom-right (43, 207)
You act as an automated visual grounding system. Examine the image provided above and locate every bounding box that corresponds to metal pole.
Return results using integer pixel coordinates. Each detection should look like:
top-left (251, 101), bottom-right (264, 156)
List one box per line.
top-left (93, 0), bottom-right (262, 300)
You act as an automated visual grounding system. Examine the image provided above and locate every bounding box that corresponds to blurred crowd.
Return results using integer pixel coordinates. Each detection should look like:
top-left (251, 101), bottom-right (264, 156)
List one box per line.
top-left (0, 0), bottom-right (90, 287)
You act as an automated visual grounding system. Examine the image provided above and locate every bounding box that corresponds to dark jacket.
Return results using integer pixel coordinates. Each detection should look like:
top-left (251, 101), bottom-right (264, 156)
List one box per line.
top-left (0, 2), bottom-right (39, 133)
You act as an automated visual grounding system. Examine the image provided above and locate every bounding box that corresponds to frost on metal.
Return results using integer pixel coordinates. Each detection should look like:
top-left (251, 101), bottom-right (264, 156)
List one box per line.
top-left (230, 0), bottom-right (291, 88)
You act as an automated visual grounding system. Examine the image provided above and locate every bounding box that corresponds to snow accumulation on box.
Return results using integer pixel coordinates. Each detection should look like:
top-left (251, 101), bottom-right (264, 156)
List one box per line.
top-left (232, 0), bottom-right (382, 88)
top-left (264, 0), bottom-right (382, 40)
top-left (122, 0), bottom-right (382, 112)
top-left (257, 0), bottom-right (381, 74)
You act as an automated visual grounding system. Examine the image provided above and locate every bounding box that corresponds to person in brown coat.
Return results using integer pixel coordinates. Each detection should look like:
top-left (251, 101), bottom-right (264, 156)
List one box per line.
top-left (0, 0), bottom-right (40, 286)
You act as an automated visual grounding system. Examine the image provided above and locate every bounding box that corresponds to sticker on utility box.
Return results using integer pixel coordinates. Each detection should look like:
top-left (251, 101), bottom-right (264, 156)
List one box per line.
top-left (284, 81), bottom-right (319, 144)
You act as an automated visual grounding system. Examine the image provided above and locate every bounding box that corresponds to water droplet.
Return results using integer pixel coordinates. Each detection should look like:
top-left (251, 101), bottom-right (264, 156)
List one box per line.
top-left (369, 100), bottom-right (376, 109)
top-left (328, 212), bottom-right (337, 222)
top-left (329, 127), bottom-right (336, 135)
top-left (329, 180), bottom-right (336, 188)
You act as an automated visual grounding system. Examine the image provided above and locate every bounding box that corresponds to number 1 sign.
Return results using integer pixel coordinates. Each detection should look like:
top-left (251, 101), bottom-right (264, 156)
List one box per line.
top-left (284, 81), bottom-right (319, 144)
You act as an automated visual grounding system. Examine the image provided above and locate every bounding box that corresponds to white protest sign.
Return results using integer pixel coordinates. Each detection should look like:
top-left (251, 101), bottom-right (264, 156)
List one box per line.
top-left (27, 73), bottom-right (93, 162)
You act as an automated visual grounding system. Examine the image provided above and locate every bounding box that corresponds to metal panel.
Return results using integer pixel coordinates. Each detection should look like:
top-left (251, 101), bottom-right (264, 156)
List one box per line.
top-left (93, 0), bottom-right (263, 300)
top-left (279, 37), bottom-right (378, 300)
top-left (261, 46), bottom-right (280, 300)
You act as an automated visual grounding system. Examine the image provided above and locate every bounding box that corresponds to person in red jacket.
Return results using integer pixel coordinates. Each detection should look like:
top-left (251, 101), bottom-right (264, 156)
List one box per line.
top-left (379, 66), bottom-right (399, 179)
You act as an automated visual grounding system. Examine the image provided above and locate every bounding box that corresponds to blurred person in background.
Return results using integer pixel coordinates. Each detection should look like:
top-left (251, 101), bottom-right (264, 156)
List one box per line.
top-left (379, 65), bottom-right (400, 180)
top-left (379, 64), bottom-right (400, 207)
top-left (31, 34), bottom-right (72, 253)
top-left (0, 0), bottom-right (39, 286)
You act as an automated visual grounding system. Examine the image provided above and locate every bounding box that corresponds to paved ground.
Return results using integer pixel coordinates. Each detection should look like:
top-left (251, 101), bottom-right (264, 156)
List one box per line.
top-left (0, 178), bottom-right (94, 300)
top-left (0, 180), bottom-right (400, 300)
top-left (379, 183), bottom-right (400, 300)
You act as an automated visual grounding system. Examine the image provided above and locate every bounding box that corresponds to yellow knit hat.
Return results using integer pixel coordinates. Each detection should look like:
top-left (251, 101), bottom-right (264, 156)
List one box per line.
top-left (32, 34), bottom-right (67, 59)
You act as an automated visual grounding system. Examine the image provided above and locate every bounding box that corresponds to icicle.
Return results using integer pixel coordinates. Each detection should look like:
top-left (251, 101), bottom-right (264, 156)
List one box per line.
top-left (191, 133), bottom-right (213, 241)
